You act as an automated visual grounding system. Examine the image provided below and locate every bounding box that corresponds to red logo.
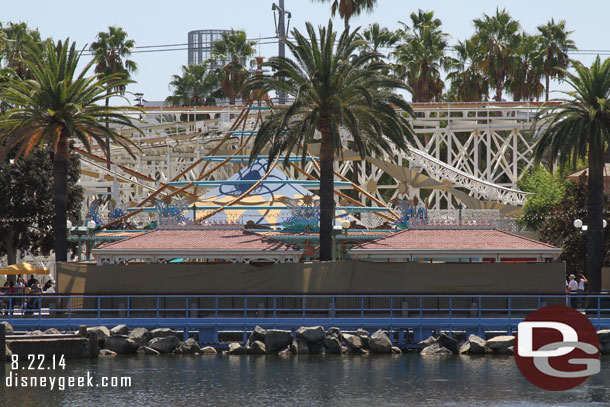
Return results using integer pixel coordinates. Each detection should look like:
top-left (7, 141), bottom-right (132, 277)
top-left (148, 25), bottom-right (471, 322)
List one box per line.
top-left (514, 305), bottom-right (600, 391)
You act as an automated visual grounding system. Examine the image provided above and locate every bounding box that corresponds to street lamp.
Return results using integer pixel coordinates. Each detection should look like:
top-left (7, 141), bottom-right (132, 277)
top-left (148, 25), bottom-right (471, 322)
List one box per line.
top-left (67, 220), bottom-right (97, 261)
top-left (574, 218), bottom-right (608, 232)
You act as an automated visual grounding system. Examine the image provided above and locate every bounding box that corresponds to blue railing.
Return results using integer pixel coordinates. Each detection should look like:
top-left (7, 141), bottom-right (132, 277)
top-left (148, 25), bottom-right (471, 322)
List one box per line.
top-left (1, 294), bottom-right (609, 344)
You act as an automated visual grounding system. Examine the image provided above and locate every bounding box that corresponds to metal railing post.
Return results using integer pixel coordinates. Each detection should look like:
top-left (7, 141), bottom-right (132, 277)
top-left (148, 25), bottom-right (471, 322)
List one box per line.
top-left (273, 297), bottom-right (277, 320)
top-left (97, 297), bottom-right (101, 321)
top-left (302, 296), bottom-right (306, 320)
top-left (156, 297), bottom-right (160, 322)
top-left (127, 296), bottom-right (130, 320)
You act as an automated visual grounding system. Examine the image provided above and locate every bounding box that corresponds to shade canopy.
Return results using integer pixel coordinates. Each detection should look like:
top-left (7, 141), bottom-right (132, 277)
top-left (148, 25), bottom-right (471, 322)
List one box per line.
top-left (0, 262), bottom-right (50, 275)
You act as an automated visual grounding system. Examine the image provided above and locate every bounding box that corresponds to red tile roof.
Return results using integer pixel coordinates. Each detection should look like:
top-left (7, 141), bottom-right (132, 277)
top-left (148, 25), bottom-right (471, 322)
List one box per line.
top-left (351, 229), bottom-right (559, 251)
top-left (96, 229), bottom-right (300, 252)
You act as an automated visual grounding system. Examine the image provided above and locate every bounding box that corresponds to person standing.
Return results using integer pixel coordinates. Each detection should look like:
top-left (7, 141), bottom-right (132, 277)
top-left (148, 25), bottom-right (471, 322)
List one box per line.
top-left (567, 274), bottom-right (578, 308)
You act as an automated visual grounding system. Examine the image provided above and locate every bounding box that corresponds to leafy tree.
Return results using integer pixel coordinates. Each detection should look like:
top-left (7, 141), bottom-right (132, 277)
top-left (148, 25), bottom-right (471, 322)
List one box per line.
top-left (537, 18), bottom-right (576, 101)
top-left (247, 21), bottom-right (415, 260)
top-left (517, 165), bottom-right (567, 230)
top-left (166, 61), bottom-right (219, 106)
top-left (360, 23), bottom-right (398, 54)
top-left (446, 39), bottom-right (489, 101)
top-left (314, 0), bottom-right (377, 29)
top-left (393, 10), bottom-right (451, 102)
top-left (0, 22), bottom-right (41, 79)
top-left (211, 29), bottom-right (255, 105)
top-left (472, 8), bottom-right (521, 101)
top-left (0, 39), bottom-right (141, 262)
top-left (507, 34), bottom-right (544, 101)
top-left (533, 56), bottom-right (610, 292)
top-left (0, 144), bottom-right (82, 265)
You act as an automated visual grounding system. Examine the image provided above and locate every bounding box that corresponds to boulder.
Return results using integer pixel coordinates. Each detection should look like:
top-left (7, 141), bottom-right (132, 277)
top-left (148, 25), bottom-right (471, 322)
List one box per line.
top-left (43, 328), bottom-right (61, 335)
top-left (600, 342), bottom-right (610, 355)
top-left (465, 334), bottom-right (488, 354)
top-left (486, 335), bottom-right (515, 353)
top-left (597, 329), bottom-right (610, 344)
top-left (200, 346), bottom-right (217, 355)
top-left (228, 342), bottom-right (246, 355)
top-left (322, 336), bottom-right (342, 354)
top-left (104, 335), bottom-right (139, 355)
top-left (264, 330), bottom-right (293, 352)
top-left (128, 328), bottom-right (152, 346)
top-left (150, 328), bottom-right (177, 339)
top-left (495, 346), bottom-right (514, 355)
top-left (26, 330), bottom-right (44, 336)
top-left (99, 349), bottom-right (117, 356)
top-left (418, 336), bottom-right (437, 348)
top-left (247, 326), bottom-right (267, 345)
top-left (343, 334), bottom-right (363, 351)
top-left (110, 324), bottom-right (129, 336)
top-left (327, 327), bottom-right (342, 338)
top-left (249, 340), bottom-right (266, 355)
top-left (278, 348), bottom-right (291, 357)
top-left (148, 336), bottom-right (180, 354)
top-left (296, 326), bottom-right (325, 343)
top-left (420, 343), bottom-right (453, 355)
top-left (391, 346), bottom-right (402, 354)
top-left (0, 321), bottom-right (14, 335)
top-left (308, 341), bottom-right (324, 354)
top-left (87, 326), bottom-right (111, 342)
top-left (369, 330), bottom-right (392, 354)
top-left (291, 338), bottom-right (309, 355)
top-left (356, 329), bottom-right (370, 348)
top-left (437, 333), bottom-right (459, 354)
top-left (5, 344), bottom-right (12, 361)
top-left (175, 338), bottom-right (201, 354)
top-left (137, 346), bottom-right (160, 356)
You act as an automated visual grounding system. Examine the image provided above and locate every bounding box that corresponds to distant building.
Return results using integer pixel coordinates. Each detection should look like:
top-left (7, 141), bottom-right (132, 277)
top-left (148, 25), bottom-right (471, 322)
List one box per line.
top-left (187, 29), bottom-right (232, 66)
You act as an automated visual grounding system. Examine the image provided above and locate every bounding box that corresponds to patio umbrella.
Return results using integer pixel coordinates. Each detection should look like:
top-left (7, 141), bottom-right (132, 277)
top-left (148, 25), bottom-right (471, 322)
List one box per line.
top-left (0, 262), bottom-right (50, 275)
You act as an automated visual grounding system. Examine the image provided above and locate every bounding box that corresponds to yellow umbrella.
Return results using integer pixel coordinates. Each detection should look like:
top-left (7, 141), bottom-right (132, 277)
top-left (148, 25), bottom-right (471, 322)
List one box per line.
top-left (0, 262), bottom-right (50, 275)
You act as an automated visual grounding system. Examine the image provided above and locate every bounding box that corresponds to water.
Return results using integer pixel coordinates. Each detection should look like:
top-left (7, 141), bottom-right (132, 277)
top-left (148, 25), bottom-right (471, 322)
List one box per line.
top-left (1, 354), bottom-right (609, 406)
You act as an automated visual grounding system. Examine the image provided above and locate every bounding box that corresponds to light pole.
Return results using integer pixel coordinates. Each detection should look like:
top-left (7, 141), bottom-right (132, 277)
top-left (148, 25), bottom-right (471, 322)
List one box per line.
top-left (573, 217), bottom-right (608, 274)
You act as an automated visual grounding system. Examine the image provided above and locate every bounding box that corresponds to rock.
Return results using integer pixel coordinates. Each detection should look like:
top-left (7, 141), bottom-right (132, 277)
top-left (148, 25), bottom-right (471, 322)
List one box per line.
top-left (264, 330), bottom-right (293, 352)
top-left (495, 346), bottom-right (514, 355)
top-left (291, 338), bottom-right (309, 355)
top-left (5, 344), bottom-right (12, 361)
top-left (356, 329), bottom-right (370, 348)
top-left (150, 328), bottom-right (177, 339)
top-left (418, 336), bottom-right (437, 348)
top-left (437, 333), bottom-right (459, 354)
top-left (128, 328), bottom-right (152, 346)
top-left (249, 340), bottom-right (266, 355)
top-left (0, 321), bottom-right (14, 335)
top-left (327, 327), bottom-right (342, 337)
top-left (465, 334), bottom-right (488, 354)
top-left (247, 326), bottom-right (267, 345)
top-left (148, 336), bottom-right (180, 354)
top-left (175, 338), bottom-right (201, 354)
top-left (597, 329), bottom-right (610, 344)
top-left (342, 346), bottom-right (351, 355)
top-left (487, 335), bottom-right (515, 353)
top-left (104, 335), bottom-right (139, 355)
top-left (600, 342), bottom-right (610, 355)
top-left (200, 346), bottom-right (217, 355)
top-left (110, 324), bottom-right (129, 336)
top-left (322, 336), bottom-right (342, 354)
top-left (308, 341), bottom-right (324, 354)
top-left (369, 330), bottom-right (392, 354)
top-left (420, 343), bottom-right (453, 355)
top-left (228, 342), bottom-right (246, 355)
top-left (296, 326), bottom-right (325, 343)
top-left (26, 330), bottom-right (44, 336)
top-left (391, 346), bottom-right (402, 354)
top-left (99, 349), bottom-right (117, 356)
top-left (343, 334), bottom-right (363, 351)
top-left (43, 328), bottom-right (61, 335)
top-left (278, 348), bottom-right (291, 357)
top-left (87, 326), bottom-right (110, 347)
top-left (137, 346), bottom-right (160, 356)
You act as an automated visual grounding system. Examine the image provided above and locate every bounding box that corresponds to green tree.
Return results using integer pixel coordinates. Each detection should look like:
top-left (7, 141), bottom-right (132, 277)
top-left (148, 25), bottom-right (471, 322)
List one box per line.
top-left (517, 165), bottom-right (567, 230)
top-left (314, 0), bottom-right (377, 29)
top-left (472, 8), bottom-right (521, 101)
top-left (446, 39), bottom-right (489, 101)
top-left (0, 39), bottom-right (141, 262)
top-left (533, 56), bottom-right (610, 292)
top-left (507, 34), bottom-right (544, 101)
top-left (537, 18), bottom-right (576, 102)
top-left (393, 10), bottom-right (451, 102)
top-left (0, 22), bottom-right (41, 79)
top-left (247, 21), bottom-right (415, 260)
top-left (211, 29), bottom-right (255, 105)
top-left (166, 61), bottom-right (219, 106)
top-left (360, 23), bottom-right (398, 54)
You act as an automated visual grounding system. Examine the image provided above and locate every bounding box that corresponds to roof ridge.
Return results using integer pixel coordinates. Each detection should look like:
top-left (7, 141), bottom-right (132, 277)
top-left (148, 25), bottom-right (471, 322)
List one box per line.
top-left (492, 228), bottom-right (557, 249)
top-left (95, 229), bottom-right (154, 249)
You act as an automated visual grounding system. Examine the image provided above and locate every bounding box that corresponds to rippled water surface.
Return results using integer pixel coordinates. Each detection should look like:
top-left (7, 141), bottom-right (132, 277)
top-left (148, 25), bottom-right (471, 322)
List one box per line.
top-left (1, 354), bottom-right (609, 406)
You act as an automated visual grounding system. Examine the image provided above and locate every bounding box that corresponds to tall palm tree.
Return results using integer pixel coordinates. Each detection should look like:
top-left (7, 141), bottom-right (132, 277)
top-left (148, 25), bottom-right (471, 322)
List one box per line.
top-left (537, 19), bottom-right (577, 101)
top-left (472, 8), bottom-right (521, 101)
top-left (446, 39), bottom-right (489, 101)
top-left (211, 29), bottom-right (255, 105)
top-left (166, 61), bottom-right (219, 106)
top-left (393, 10), bottom-right (451, 102)
top-left (360, 23), bottom-right (398, 55)
top-left (247, 21), bottom-right (415, 260)
top-left (507, 33), bottom-right (544, 101)
top-left (0, 22), bottom-right (41, 79)
top-left (314, 0), bottom-right (377, 29)
top-left (533, 56), bottom-right (610, 293)
top-left (0, 39), bottom-right (141, 262)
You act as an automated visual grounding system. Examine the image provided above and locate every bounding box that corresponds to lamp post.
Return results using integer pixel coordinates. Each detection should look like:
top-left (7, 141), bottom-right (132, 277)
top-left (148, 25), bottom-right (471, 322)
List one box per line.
top-left (573, 218), bottom-right (608, 274)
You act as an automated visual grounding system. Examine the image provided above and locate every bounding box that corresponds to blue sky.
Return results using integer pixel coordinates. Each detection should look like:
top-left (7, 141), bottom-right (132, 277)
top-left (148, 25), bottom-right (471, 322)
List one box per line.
top-left (4, 1), bottom-right (609, 102)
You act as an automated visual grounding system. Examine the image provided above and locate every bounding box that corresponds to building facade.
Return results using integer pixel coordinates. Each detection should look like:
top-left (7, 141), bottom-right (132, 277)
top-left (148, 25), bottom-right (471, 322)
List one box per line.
top-left (187, 29), bottom-right (232, 66)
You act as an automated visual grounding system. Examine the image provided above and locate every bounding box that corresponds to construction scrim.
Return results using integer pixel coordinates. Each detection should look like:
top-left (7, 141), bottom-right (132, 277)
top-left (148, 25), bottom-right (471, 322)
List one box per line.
top-left (58, 261), bottom-right (565, 295)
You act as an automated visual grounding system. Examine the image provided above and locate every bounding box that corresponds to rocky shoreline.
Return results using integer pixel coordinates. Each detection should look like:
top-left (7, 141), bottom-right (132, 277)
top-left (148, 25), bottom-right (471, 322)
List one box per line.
top-left (3, 322), bottom-right (610, 358)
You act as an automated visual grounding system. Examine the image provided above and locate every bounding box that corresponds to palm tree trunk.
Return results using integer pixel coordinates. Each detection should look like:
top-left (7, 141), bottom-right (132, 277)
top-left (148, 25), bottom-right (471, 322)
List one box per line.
top-left (54, 134), bottom-right (69, 262)
top-left (545, 74), bottom-right (550, 101)
top-left (586, 138), bottom-right (605, 293)
top-left (105, 91), bottom-right (112, 210)
top-left (319, 119), bottom-right (335, 261)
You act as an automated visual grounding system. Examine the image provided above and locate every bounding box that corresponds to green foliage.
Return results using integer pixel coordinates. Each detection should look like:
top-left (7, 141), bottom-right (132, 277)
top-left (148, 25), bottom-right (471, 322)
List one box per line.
top-left (517, 166), bottom-right (567, 229)
top-left (314, 0), bottom-right (378, 29)
top-left (166, 62), bottom-right (219, 107)
top-left (211, 29), bottom-right (255, 105)
top-left (90, 26), bottom-right (137, 95)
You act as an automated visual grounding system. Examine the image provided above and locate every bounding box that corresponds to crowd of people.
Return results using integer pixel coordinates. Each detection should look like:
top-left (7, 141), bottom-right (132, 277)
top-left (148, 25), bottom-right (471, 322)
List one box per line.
top-left (0, 274), bottom-right (55, 315)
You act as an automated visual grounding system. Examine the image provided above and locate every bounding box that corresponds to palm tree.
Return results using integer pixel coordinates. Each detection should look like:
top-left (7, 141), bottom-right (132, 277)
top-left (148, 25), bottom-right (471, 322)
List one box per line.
top-left (446, 39), bottom-right (489, 101)
top-left (360, 23), bottom-right (398, 55)
top-left (0, 22), bottom-right (41, 79)
top-left (507, 34), bottom-right (544, 101)
top-left (393, 10), bottom-right (451, 102)
top-left (533, 56), bottom-right (610, 293)
top-left (537, 19), bottom-right (577, 101)
top-left (0, 39), bottom-right (141, 262)
top-left (211, 29), bottom-right (255, 105)
top-left (247, 21), bottom-right (415, 260)
top-left (166, 61), bottom-right (219, 106)
top-left (314, 0), bottom-right (377, 29)
top-left (472, 8), bottom-right (521, 101)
